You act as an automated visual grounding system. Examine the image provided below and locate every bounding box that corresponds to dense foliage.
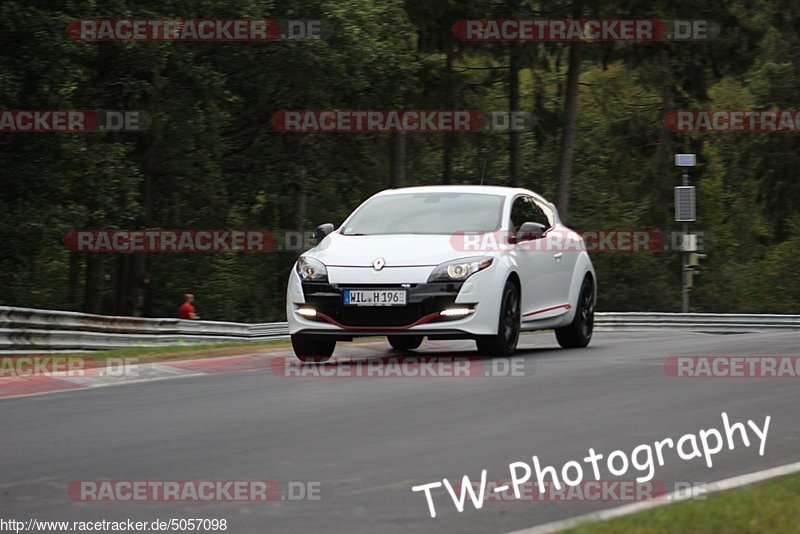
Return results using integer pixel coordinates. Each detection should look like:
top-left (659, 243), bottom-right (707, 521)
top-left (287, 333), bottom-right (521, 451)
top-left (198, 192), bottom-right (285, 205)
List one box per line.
top-left (0, 0), bottom-right (798, 320)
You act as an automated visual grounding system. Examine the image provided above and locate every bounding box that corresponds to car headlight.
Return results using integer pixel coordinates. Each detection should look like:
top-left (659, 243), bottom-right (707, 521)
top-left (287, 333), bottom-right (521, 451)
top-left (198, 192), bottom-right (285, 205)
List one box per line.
top-left (427, 257), bottom-right (493, 282)
top-left (296, 256), bottom-right (328, 282)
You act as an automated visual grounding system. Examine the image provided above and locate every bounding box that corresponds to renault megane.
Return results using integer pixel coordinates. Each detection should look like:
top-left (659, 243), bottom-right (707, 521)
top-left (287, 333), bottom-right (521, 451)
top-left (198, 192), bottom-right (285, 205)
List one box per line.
top-left (286, 185), bottom-right (596, 361)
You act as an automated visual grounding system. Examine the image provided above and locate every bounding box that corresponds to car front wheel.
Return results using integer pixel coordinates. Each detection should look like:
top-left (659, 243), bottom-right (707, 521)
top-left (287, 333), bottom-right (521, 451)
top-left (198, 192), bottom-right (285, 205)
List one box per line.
top-left (291, 334), bottom-right (335, 362)
top-left (555, 276), bottom-right (594, 349)
top-left (476, 280), bottom-right (520, 357)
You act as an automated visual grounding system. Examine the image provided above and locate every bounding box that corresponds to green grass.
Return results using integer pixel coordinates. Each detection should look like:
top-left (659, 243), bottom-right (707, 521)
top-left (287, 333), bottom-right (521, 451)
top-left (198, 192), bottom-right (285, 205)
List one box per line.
top-left (564, 473), bottom-right (800, 533)
top-left (75, 339), bottom-right (290, 360)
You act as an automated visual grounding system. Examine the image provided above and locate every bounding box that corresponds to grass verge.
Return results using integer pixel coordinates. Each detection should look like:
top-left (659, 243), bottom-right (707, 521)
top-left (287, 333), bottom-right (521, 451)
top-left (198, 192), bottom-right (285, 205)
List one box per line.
top-left (76, 339), bottom-right (291, 362)
top-left (564, 473), bottom-right (800, 533)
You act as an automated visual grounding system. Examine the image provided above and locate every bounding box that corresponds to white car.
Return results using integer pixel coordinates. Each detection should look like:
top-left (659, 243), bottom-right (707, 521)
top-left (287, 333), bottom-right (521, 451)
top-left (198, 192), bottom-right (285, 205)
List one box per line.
top-left (286, 185), bottom-right (595, 361)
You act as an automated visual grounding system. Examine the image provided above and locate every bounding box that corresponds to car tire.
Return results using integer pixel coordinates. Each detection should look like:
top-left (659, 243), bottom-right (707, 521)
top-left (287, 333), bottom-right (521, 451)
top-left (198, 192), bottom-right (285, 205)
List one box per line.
top-left (555, 276), bottom-right (594, 349)
top-left (388, 335), bottom-right (423, 351)
top-left (291, 334), bottom-right (336, 362)
top-left (476, 280), bottom-right (520, 357)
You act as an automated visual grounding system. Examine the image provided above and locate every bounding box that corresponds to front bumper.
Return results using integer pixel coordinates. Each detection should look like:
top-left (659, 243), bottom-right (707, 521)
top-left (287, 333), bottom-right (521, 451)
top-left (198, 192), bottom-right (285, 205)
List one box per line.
top-left (286, 267), bottom-right (502, 337)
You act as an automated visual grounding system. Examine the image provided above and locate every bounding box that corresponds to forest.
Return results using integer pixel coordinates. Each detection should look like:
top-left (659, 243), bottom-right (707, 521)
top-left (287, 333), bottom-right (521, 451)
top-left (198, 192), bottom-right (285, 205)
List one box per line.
top-left (1, 0), bottom-right (798, 321)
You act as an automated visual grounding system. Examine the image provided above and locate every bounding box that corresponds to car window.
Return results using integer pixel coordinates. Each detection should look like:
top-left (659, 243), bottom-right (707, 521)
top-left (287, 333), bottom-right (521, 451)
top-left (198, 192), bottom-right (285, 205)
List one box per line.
top-left (340, 192), bottom-right (505, 235)
top-left (533, 199), bottom-right (555, 228)
top-left (510, 196), bottom-right (549, 231)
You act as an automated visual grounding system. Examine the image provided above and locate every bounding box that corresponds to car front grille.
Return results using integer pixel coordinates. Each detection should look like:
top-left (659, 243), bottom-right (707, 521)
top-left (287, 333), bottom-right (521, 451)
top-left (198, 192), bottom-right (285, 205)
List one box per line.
top-left (301, 282), bottom-right (463, 328)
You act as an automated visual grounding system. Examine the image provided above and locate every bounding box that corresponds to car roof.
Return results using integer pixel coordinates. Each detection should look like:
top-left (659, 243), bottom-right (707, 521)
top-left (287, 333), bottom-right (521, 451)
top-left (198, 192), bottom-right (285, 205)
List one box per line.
top-left (374, 184), bottom-right (546, 202)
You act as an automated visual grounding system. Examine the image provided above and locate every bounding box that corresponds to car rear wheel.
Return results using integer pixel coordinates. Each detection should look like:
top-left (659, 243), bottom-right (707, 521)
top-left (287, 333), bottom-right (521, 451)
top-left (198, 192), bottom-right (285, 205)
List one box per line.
top-left (388, 335), bottom-right (423, 351)
top-left (291, 334), bottom-right (335, 362)
top-left (476, 281), bottom-right (520, 357)
top-left (555, 276), bottom-right (594, 349)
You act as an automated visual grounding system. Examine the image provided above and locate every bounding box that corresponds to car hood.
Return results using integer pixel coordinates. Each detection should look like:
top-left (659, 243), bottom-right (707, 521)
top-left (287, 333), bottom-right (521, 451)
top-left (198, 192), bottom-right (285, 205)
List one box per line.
top-left (304, 233), bottom-right (489, 267)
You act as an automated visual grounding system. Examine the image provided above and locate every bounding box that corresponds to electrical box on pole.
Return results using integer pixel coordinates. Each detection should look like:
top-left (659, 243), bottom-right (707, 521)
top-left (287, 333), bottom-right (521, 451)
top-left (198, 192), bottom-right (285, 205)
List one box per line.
top-left (675, 186), bottom-right (696, 222)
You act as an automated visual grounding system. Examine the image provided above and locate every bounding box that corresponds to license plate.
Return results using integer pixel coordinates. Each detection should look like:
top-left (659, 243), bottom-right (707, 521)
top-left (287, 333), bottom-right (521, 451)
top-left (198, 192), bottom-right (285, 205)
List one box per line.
top-left (344, 289), bottom-right (407, 306)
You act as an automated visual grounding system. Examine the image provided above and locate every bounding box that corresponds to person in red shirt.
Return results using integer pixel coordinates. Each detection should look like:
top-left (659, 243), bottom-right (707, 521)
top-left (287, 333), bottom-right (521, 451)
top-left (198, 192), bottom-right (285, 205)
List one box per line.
top-left (178, 293), bottom-right (200, 320)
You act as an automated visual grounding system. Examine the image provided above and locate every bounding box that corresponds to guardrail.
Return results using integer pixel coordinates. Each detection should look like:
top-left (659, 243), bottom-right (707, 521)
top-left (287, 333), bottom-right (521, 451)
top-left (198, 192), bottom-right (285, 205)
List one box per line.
top-left (593, 312), bottom-right (800, 332)
top-left (0, 306), bottom-right (288, 352)
top-left (0, 306), bottom-right (798, 352)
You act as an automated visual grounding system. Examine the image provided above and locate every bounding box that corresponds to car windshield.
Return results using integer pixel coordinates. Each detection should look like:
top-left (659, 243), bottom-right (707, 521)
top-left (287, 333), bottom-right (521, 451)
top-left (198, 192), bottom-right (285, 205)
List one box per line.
top-left (341, 192), bottom-right (504, 235)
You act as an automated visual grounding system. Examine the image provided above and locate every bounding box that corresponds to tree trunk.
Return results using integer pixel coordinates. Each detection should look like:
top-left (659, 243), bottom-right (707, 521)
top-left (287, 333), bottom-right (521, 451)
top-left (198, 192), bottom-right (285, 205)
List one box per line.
top-left (443, 48), bottom-right (455, 184)
top-left (67, 253), bottom-right (81, 310)
top-left (83, 253), bottom-right (105, 314)
top-left (508, 45), bottom-right (522, 187)
top-left (114, 255), bottom-right (129, 314)
top-left (294, 167), bottom-right (307, 233)
top-left (389, 132), bottom-right (407, 187)
top-left (555, 28), bottom-right (582, 222)
top-left (443, 134), bottom-right (453, 185)
top-left (125, 254), bottom-right (147, 316)
top-left (655, 45), bottom-right (672, 163)
top-left (125, 147), bottom-right (155, 317)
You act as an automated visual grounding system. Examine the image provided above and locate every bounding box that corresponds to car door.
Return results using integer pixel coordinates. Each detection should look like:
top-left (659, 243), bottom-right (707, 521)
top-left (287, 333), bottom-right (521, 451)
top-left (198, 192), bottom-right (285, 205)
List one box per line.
top-left (534, 198), bottom-right (577, 307)
top-left (509, 196), bottom-right (560, 316)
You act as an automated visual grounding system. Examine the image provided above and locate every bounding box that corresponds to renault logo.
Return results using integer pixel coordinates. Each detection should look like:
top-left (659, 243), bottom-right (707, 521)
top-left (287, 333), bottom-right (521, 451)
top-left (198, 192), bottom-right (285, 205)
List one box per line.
top-left (372, 257), bottom-right (385, 271)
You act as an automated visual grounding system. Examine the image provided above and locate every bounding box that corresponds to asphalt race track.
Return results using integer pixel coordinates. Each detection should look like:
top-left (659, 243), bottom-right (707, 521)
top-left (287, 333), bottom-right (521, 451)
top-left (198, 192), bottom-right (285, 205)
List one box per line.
top-left (1, 330), bottom-right (798, 533)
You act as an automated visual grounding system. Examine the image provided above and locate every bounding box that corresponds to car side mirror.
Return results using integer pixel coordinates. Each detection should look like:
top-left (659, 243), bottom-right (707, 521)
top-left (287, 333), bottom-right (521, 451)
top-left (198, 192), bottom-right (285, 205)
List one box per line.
top-left (516, 222), bottom-right (546, 242)
top-left (314, 223), bottom-right (335, 242)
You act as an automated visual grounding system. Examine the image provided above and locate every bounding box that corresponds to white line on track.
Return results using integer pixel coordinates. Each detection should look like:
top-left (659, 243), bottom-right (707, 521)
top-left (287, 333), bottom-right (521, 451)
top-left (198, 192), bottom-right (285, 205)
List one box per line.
top-left (506, 460), bottom-right (800, 533)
